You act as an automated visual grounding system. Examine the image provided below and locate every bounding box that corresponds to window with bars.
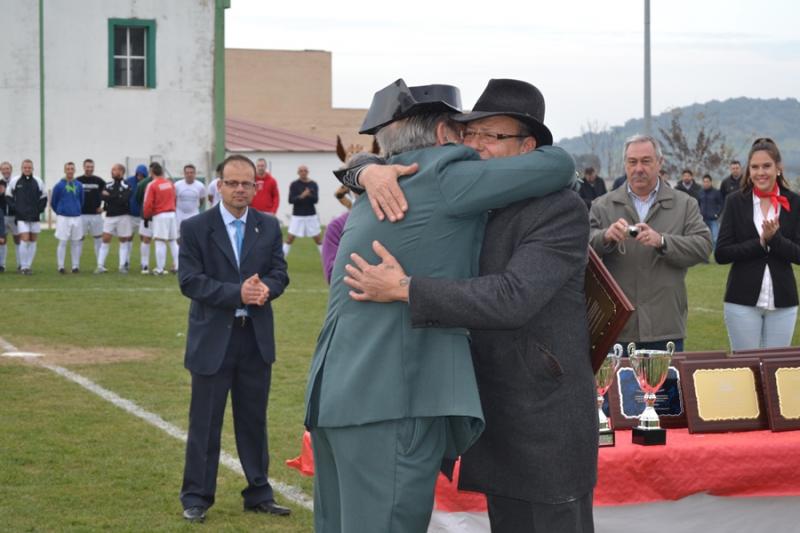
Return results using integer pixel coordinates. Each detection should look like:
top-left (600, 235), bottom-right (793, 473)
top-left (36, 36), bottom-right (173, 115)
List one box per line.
top-left (108, 19), bottom-right (156, 88)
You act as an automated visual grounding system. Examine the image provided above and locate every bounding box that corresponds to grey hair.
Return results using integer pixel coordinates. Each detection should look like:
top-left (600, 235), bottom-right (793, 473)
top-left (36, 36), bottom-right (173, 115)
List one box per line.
top-left (623, 134), bottom-right (663, 161)
top-left (375, 112), bottom-right (454, 158)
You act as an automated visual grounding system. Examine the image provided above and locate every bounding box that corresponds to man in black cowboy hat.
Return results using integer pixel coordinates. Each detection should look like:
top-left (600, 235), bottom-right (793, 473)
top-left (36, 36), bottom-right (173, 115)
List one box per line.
top-left (343, 79), bottom-right (598, 532)
top-left (304, 78), bottom-right (577, 532)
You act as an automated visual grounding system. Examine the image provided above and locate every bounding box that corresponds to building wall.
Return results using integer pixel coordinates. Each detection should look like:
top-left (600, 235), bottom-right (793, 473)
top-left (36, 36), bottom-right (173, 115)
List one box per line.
top-left (0, 0), bottom-right (217, 186)
top-left (226, 49), bottom-right (371, 149)
top-left (230, 151), bottom-right (348, 225)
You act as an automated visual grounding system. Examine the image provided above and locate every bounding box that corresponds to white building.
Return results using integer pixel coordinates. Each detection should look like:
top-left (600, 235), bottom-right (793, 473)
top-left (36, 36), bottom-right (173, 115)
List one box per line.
top-left (0, 0), bottom-right (228, 185)
top-left (226, 118), bottom-right (348, 225)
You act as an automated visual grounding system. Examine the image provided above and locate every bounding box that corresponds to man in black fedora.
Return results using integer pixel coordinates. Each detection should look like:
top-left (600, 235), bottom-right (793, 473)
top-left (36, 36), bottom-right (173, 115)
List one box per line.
top-left (306, 78), bottom-right (577, 532)
top-left (341, 79), bottom-right (598, 532)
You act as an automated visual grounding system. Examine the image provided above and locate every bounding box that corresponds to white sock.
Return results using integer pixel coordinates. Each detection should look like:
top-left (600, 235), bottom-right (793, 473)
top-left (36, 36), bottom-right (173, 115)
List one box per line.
top-left (283, 243), bottom-right (291, 256)
top-left (94, 236), bottom-right (102, 259)
top-left (29, 241), bottom-right (37, 268)
top-left (98, 242), bottom-right (110, 268)
top-left (155, 241), bottom-right (167, 271)
top-left (70, 240), bottom-right (82, 269)
top-left (317, 243), bottom-right (323, 255)
top-left (0, 243), bottom-right (6, 268)
top-left (119, 242), bottom-right (130, 269)
top-left (57, 240), bottom-right (67, 269)
top-left (168, 240), bottom-right (179, 270)
top-left (14, 241), bottom-right (21, 267)
top-left (141, 242), bottom-right (151, 268)
top-left (20, 241), bottom-right (31, 268)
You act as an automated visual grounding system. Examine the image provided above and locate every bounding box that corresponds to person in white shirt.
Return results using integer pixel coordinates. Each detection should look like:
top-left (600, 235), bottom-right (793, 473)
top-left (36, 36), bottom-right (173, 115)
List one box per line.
top-left (207, 163), bottom-right (223, 208)
top-left (175, 164), bottom-right (206, 243)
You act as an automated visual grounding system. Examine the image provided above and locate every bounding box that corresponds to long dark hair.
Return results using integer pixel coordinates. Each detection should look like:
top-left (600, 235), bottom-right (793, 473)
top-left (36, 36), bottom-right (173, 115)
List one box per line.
top-left (741, 137), bottom-right (790, 193)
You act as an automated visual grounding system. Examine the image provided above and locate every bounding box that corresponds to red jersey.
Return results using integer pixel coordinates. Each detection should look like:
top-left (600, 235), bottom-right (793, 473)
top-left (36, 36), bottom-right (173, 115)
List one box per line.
top-left (142, 177), bottom-right (176, 219)
top-left (251, 172), bottom-right (280, 214)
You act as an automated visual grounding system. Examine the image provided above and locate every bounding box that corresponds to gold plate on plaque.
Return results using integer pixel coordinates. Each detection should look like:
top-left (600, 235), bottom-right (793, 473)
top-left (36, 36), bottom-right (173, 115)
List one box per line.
top-left (693, 368), bottom-right (760, 421)
top-left (775, 367), bottom-right (800, 420)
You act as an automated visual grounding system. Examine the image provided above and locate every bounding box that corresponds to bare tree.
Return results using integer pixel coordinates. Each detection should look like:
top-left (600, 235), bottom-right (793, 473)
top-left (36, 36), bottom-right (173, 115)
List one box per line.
top-left (657, 109), bottom-right (734, 177)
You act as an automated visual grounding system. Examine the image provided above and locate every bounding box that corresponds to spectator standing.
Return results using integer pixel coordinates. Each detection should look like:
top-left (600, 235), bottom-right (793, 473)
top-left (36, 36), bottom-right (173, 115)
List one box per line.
top-left (135, 167), bottom-right (155, 273)
top-left (51, 162), bottom-right (85, 273)
top-left (251, 158), bottom-right (280, 215)
top-left (283, 165), bottom-right (321, 257)
top-left (699, 174), bottom-right (723, 249)
top-left (142, 162), bottom-right (179, 275)
top-left (715, 138), bottom-right (800, 351)
top-left (8, 159), bottom-right (46, 275)
top-left (96, 164), bottom-right (133, 273)
top-left (77, 158), bottom-right (106, 261)
top-left (578, 166), bottom-right (607, 209)
top-left (175, 164), bottom-right (207, 240)
top-left (0, 161), bottom-right (16, 271)
top-left (675, 169), bottom-right (702, 203)
top-left (589, 135), bottom-right (712, 352)
top-left (207, 163), bottom-right (223, 208)
top-left (126, 164), bottom-right (148, 271)
top-left (720, 160), bottom-right (744, 201)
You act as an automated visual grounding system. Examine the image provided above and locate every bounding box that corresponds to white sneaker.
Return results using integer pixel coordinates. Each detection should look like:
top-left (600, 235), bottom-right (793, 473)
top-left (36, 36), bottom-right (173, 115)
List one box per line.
top-left (140, 266), bottom-right (150, 275)
top-left (94, 266), bottom-right (108, 274)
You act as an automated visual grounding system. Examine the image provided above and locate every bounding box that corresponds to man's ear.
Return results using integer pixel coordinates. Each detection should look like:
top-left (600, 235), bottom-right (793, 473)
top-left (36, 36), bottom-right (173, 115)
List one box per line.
top-left (520, 137), bottom-right (537, 154)
top-left (436, 121), bottom-right (458, 145)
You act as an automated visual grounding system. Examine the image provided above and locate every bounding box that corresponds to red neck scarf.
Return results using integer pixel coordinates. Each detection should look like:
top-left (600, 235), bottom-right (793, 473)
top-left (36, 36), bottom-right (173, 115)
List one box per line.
top-left (753, 182), bottom-right (790, 215)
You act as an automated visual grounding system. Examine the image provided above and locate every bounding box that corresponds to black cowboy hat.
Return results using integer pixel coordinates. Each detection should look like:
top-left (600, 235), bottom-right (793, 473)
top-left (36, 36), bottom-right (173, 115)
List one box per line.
top-left (359, 79), bottom-right (462, 135)
top-left (453, 79), bottom-right (553, 146)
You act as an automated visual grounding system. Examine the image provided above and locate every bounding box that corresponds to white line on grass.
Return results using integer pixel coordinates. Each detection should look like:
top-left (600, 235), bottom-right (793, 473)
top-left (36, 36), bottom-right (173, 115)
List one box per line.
top-left (0, 336), bottom-right (314, 511)
top-left (691, 307), bottom-right (720, 314)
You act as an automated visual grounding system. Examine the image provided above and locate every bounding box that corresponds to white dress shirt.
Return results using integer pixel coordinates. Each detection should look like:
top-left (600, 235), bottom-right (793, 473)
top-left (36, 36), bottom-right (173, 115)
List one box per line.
top-left (753, 193), bottom-right (779, 310)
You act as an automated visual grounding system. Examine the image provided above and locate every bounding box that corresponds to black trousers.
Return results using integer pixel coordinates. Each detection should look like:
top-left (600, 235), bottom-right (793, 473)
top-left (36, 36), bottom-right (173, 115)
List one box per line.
top-left (180, 318), bottom-right (274, 509)
top-left (487, 491), bottom-right (594, 533)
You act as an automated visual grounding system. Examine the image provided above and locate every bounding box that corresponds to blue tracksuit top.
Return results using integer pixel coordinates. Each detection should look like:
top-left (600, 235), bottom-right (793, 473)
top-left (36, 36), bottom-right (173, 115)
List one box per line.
top-left (126, 176), bottom-right (142, 217)
top-left (51, 179), bottom-right (84, 217)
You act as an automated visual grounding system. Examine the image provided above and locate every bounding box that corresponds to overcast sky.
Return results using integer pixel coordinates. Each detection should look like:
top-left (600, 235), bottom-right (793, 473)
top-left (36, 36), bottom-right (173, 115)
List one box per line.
top-left (225, 0), bottom-right (800, 140)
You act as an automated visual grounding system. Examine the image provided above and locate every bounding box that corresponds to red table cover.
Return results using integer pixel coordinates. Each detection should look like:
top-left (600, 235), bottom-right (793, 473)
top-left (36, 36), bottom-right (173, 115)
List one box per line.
top-left (287, 428), bottom-right (800, 509)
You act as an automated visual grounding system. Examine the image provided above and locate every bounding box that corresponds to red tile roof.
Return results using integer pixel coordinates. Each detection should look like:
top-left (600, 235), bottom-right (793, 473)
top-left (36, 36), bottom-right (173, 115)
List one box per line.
top-left (226, 117), bottom-right (335, 152)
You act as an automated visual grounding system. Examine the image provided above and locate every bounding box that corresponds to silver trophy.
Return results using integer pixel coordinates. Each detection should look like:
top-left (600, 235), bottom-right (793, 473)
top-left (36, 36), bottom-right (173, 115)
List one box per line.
top-left (628, 341), bottom-right (675, 445)
top-left (596, 344), bottom-right (623, 446)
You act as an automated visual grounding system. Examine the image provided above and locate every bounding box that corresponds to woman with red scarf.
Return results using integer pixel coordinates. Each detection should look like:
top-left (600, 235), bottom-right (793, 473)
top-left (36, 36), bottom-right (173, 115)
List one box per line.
top-left (716, 138), bottom-right (800, 350)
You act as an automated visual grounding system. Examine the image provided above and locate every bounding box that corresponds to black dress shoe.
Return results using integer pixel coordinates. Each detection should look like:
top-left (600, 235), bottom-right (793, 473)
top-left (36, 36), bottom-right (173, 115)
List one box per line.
top-left (245, 501), bottom-right (291, 516)
top-left (183, 506), bottom-right (207, 523)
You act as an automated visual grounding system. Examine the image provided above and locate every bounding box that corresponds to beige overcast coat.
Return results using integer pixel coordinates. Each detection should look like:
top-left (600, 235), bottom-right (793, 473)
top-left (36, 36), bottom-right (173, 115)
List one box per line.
top-left (589, 183), bottom-right (712, 342)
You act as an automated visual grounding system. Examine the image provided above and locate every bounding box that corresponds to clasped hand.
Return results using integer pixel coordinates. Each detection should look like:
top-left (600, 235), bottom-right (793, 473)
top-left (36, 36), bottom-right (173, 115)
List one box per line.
top-left (240, 274), bottom-right (269, 306)
top-left (359, 163), bottom-right (418, 222)
top-left (344, 241), bottom-right (409, 302)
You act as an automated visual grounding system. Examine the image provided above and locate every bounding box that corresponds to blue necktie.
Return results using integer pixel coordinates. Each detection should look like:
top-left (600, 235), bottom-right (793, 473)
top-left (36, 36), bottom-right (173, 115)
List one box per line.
top-left (232, 219), bottom-right (244, 267)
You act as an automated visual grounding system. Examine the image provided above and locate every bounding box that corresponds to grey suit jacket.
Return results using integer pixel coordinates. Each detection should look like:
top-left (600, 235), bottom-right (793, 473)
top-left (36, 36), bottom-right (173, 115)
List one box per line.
top-left (409, 189), bottom-right (598, 503)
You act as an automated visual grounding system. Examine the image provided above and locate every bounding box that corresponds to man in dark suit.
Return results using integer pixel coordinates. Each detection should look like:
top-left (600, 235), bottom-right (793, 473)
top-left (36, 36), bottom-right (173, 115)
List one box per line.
top-left (177, 154), bottom-right (290, 522)
top-left (343, 80), bottom-right (597, 532)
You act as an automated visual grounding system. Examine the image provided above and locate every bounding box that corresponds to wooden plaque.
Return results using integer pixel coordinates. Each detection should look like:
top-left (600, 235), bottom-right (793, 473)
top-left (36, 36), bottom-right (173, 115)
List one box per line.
top-left (585, 247), bottom-right (634, 373)
top-left (729, 347), bottom-right (800, 359)
top-left (607, 359), bottom-right (687, 429)
top-left (760, 357), bottom-right (800, 431)
top-left (679, 358), bottom-right (768, 433)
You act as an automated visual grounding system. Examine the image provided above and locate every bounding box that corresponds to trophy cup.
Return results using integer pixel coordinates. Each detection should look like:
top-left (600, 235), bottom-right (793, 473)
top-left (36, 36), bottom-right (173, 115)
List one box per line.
top-left (596, 344), bottom-right (623, 446)
top-left (628, 341), bottom-right (675, 445)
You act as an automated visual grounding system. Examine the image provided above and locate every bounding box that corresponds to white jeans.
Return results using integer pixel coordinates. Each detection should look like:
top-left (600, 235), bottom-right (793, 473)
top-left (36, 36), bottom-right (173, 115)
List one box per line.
top-left (724, 302), bottom-right (798, 351)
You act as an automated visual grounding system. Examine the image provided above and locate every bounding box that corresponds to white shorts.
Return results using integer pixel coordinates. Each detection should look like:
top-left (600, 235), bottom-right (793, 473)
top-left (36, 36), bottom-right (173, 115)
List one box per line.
top-left (4, 216), bottom-right (17, 235)
top-left (129, 216), bottom-right (141, 235)
top-left (288, 215), bottom-right (321, 238)
top-left (138, 218), bottom-right (153, 238)
top-left (17, 221), bottom-right (41, 234)
top-left (55, 215), bottom-right (83, 241)
top-left (82, 214), bottom-right (104, 238)
top-left (103, 215), bottom-right (134, 238)
top-left (151, 211), bottom-right (178, 240)
top-left (176, 211), bottom-right (199, 237)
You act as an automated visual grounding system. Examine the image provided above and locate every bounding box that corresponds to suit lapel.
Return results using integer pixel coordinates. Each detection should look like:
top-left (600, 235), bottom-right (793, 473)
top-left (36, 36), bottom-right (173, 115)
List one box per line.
top-left (210, 206), bottom-right (239, 271)
top-left (239, 211), bottom-right (262, 266)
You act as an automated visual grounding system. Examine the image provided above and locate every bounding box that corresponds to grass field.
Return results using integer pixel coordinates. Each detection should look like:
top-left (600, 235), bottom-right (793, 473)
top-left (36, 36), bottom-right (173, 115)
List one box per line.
top-left (2, 230), bottom-right (800, 531)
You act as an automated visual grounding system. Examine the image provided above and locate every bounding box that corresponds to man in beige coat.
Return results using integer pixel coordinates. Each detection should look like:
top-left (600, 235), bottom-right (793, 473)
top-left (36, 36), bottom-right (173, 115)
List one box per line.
top-left (589, 134), bottom-right (712, 352)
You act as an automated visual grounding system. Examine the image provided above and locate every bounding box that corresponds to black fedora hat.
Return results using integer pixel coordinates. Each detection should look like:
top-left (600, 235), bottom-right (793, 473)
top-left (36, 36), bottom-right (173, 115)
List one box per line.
top-left (359, 79), bottom-right (462, 135)
top-left (453, 79), bottom-right (553, 146)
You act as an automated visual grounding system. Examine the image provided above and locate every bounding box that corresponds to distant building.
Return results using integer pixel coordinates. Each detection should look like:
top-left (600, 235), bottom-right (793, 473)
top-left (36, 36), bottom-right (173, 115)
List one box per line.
top-left (0, 0), bottom-right (228, 185)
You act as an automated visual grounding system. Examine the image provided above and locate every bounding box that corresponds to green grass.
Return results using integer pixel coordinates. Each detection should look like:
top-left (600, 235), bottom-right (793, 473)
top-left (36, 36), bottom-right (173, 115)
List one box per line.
top-left (2, 232), bottom-right (800, 531)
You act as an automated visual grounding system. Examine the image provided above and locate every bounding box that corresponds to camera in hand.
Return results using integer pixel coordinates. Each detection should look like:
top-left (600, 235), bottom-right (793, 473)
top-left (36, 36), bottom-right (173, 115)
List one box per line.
top-left (627, 226), bottom-right (640, 238)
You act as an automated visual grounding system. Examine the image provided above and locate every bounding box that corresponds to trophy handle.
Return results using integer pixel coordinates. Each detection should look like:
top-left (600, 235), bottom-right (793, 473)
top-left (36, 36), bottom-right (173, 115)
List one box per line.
top-left (612, 343), bottom-right (623, 359)
top-left (627, 342), bottom-right (636, 358)
top-left (666, 341), bottom-right (675, 356)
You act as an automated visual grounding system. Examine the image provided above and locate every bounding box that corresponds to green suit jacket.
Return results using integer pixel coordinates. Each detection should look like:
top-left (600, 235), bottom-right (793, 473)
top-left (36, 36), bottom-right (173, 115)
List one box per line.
top-left (305, 143), bottom-right (575, 456)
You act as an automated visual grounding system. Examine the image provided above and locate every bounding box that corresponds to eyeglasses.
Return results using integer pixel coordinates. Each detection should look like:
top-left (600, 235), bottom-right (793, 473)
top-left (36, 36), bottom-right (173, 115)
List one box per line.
top-left (462, 130), bottom-right (530, 144)
top-left (222, 180), bottom-right (256, 190)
